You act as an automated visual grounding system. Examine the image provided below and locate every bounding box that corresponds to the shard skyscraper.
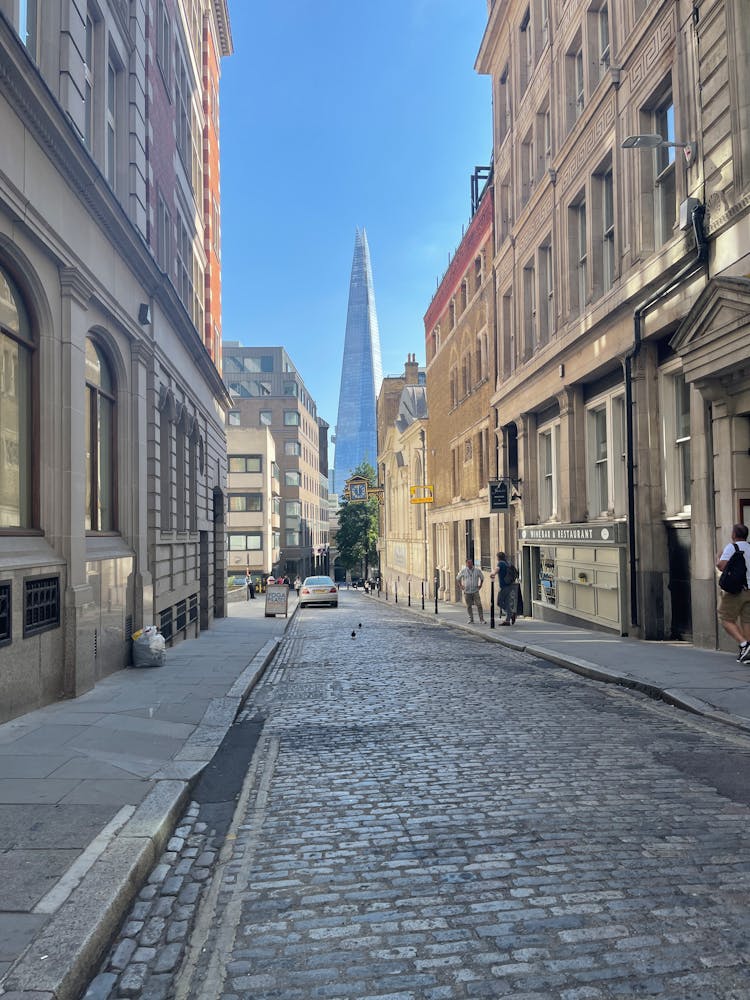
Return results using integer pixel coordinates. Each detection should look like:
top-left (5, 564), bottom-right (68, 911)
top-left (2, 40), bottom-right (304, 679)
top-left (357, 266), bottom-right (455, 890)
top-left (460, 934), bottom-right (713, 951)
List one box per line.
top-left (333, 228), bottom-right (383, 493)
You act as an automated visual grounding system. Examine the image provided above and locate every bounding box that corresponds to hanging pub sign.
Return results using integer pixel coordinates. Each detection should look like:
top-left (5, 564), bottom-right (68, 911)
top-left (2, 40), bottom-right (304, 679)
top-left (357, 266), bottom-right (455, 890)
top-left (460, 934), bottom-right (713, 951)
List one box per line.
top-left (489, 479), bottom-right (510, 512)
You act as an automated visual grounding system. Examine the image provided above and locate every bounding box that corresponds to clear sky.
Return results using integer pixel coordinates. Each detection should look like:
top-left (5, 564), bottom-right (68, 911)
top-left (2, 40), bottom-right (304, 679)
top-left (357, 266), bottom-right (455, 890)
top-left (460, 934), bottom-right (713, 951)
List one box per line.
top-left (220, 1), bottom-right (492, 437)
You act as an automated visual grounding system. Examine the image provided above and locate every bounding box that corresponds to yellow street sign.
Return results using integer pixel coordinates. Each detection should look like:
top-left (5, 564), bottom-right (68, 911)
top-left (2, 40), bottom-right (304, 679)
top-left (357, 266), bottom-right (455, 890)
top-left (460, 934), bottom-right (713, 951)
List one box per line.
top-left (410, 485), bottom-right (434, 504)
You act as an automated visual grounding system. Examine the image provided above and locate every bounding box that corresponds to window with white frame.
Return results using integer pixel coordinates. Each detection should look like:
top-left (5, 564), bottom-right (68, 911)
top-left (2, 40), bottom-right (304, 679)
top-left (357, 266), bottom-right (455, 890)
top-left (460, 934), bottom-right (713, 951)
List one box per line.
top-left (285, 470), bottom-right (301, 487)
top-left (228, 533), bottom-right (262, 551)
top-left (601, 167), bottom-right (615, 291)
top-left (175, 211), bottom-right (193, 311)
top-left (499, 173), bottom-right (512, 241)
top-left (175, 43), bottom-right (190, 167)
top-left (523, 259), bottom-right (536, 358)
top-left (284, 440), bottom-right (301, 456)
top-left (84, 10), bottom-right (96, 150)
top-left (85, 338), bottom-right (116, 531)
top-left (502, 290), bottom-right (514, 377)
top-left (653, 97), bottom-right (677, 246)
top-left (157, 192), bottom-right (171, 270)
top-left (565, 38), bottom-right (585, 132)
top-left (538, 240), bottom-right (553, 345)
top-left (105, 54), bottom-right (122, 190)
top-left (661, 368), bottom-right (692, 514)
top-left (228, 493), bottom-right (262, 513)
top-left (228, 454), bottom-right (261, 473)
top-left (520, 7), bottom-right (533, 95)
top-left (538, 422), bottom-right (560, 521)
top-left (541, 0), bottom-right (549, 47)
top-left (285, 529), bottom-right (300, 547)
top-left (498, 65), bottom-right (511, 141)
top-left (569, 195), bottom-right (587, 315)
top-left (156, 0), bottom-right (171, 82)
top-left (285, 500), bottom-right (301, 519)
top-left (586, 392), bottom-right (626, 518)
top-left (521, 129), bottom-right (535, 205)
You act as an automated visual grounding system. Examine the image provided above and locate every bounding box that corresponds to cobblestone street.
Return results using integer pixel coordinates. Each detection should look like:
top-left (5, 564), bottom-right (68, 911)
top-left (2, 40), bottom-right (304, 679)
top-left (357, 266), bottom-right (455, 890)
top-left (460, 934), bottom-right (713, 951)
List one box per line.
top-left (87, 595), bottom-right (750, 999)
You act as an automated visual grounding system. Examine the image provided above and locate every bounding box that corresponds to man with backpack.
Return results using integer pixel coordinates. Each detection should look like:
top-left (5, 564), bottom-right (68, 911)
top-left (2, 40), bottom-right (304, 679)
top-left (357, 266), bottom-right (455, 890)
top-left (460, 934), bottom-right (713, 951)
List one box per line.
top-left (716, 523), bottom-right (750, 662)
top-left (491, 550), bottom-right (519, 626)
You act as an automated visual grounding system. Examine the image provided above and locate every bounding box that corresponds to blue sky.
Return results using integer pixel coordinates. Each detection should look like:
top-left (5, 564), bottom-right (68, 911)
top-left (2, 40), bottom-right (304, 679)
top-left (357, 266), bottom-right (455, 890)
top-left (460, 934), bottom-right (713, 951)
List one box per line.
top-left (220, 1), bottom-right (492, 432)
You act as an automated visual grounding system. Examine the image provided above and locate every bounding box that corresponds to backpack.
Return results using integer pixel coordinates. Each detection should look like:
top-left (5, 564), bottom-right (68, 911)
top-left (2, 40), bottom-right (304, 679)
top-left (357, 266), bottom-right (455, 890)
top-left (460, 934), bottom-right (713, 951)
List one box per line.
top-left (504, 562), bottom-right (519, 584)
top-left (719, 544), bottom-right (748, 594)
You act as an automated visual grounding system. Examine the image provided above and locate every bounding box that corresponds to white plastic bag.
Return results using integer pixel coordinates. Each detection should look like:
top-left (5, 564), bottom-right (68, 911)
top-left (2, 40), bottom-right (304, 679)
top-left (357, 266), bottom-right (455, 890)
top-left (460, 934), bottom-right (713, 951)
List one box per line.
top-left (132, 627), bottom-right (166, 667)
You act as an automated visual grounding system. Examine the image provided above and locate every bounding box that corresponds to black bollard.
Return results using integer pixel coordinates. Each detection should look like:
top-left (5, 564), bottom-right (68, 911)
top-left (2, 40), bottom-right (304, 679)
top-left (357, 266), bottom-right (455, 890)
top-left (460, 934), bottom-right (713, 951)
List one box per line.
top-left (395, 581), bottom-right (398, 604)
top-left (434, 577), bottom-right (438, 614)
top-left (408, 581), bottom-right (411, 607)
top-left (421, 580), bottom-right (425, 611)
top-left (490, 579), bottom-right (495, 629)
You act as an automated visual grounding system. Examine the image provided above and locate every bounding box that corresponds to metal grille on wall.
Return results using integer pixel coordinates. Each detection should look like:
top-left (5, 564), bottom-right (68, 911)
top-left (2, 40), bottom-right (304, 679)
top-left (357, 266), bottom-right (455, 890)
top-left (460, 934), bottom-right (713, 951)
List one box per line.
top-left (189, 594), bottom-right (198, 623)
top-left (159, 607), bottom-right (173, 644)
top-left (0, 582), bottom-right (10, 646)
top-left (23, 577), bottom-right (60, 638)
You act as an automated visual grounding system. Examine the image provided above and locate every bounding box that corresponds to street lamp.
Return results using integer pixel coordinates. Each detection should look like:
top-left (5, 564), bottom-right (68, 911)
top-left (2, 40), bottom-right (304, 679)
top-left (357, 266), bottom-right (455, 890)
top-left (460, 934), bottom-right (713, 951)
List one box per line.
top-left (621, 133), bottom-right (697, 167)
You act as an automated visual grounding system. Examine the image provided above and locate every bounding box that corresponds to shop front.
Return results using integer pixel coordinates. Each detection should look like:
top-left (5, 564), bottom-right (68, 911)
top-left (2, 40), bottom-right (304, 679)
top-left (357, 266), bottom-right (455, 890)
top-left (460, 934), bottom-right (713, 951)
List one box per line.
top-left (519, 522), bottom-right (628, 633)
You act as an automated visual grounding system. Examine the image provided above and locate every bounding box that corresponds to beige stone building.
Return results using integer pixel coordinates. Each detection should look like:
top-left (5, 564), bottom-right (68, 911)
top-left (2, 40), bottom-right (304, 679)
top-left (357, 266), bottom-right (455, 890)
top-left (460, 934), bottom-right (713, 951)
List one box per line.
top-left (225, 426), bottom-right (280, 585)
top-left (475, 0), bottom-right (749, 647)
top-left (423, 185), bottom-right (497, 603)
top-left (223, 344), bottom-right (329, 581)
top-left (377, 355), bottom-right (429, 599)
top-left (0, 2), bottom-right (232, 723)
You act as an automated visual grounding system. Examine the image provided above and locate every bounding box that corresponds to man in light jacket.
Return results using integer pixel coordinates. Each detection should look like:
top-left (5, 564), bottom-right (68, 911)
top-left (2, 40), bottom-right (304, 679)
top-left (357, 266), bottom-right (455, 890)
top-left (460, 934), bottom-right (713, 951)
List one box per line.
top-left (456, 558), bottom-right (486, 625)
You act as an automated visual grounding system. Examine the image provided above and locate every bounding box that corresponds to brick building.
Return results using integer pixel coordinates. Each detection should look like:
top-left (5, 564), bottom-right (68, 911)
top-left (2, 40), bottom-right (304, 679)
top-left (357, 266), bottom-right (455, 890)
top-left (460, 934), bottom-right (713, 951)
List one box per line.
top-left (0, 1), bottom-right (232, 723)
top-left (423, 185), bottom-right (496, 603)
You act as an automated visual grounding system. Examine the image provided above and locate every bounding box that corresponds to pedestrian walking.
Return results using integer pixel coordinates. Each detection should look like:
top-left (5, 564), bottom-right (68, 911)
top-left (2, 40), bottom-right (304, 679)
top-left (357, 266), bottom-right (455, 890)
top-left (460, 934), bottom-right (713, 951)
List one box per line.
top-left (716, 523), bottom-right (750, 662)
top-left (245, 571), bottom-right (255, 600)
top-left (490, 551), bottom-right (519, 626)
top-left (456, 558), bottom-right (486, 624)
top-left (294, 576), bottom-right (302, 596)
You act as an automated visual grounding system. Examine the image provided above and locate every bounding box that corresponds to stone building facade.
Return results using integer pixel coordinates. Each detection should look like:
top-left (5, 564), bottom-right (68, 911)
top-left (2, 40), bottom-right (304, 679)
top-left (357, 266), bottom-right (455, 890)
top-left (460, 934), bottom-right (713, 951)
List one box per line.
top-left (377, 355), bottom-right (429, 599)
top-left (475, 0), bottom-right (749, 647)
top-left (423, 186), bottom-right (497, 603)
top-left (0, 1), bottom-right (232, 723)
top-left (225, 426), bottom-right (280, 585)
top-left (223, 344), bottom-right (329, 581)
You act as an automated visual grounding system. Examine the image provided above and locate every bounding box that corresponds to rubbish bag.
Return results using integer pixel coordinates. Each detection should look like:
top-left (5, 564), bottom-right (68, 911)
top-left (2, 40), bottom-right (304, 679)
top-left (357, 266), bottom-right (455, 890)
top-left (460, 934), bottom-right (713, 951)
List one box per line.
top-left (131, 626), bottom-right (166, 668)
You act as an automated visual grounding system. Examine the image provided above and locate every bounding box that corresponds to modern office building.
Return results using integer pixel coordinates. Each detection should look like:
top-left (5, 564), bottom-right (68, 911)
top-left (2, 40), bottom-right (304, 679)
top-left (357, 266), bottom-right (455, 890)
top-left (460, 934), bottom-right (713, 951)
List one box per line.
top-left (0, 1), bottom-right (232, 724)
top-left (225, 426), bottom-right (280, 585)
top-left (223, 344), bottom-right (329, 580)
top-left (333, 228), bottom-right (383, 492)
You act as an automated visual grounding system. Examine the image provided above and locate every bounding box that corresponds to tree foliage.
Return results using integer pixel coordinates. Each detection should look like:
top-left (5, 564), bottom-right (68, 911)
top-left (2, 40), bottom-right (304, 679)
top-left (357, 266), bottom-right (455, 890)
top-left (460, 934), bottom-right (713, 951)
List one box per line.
top-left (336, 461), bottom-right (379, 576)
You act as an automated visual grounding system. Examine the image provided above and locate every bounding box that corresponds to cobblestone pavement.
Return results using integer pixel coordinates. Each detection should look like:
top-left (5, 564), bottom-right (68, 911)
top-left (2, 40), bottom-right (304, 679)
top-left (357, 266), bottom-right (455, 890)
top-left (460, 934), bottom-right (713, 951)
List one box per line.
top-left (84, 597), bottom-right (750, 1000)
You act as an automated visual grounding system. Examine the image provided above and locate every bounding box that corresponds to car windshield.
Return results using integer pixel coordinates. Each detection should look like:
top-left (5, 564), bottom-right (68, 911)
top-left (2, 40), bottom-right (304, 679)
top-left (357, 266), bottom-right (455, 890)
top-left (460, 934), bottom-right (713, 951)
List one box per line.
top-left (303, 577), bottom-right (334, 586)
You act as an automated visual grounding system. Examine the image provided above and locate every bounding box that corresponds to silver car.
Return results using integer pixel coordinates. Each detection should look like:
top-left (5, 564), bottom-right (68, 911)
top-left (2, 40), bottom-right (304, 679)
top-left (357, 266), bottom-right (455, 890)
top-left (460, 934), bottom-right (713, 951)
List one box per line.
top-left (299, 575), bottom-right (339, 608)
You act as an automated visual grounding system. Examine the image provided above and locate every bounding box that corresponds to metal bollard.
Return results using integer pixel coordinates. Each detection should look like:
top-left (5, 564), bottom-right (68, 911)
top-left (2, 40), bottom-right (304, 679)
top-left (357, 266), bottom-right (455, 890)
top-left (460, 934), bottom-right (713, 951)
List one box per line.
top-left (421, 580), bottom-right (425, 611)
top-left (395, 581), bottom-right (398, 604)
top-left (408, 581), bottom-right (411, 607)
top-left (490, 579), bottom-right (495, 628)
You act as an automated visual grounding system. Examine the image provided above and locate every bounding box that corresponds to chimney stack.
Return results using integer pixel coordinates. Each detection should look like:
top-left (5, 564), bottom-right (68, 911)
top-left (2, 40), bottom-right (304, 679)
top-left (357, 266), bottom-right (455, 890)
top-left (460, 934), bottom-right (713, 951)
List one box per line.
top-left (404, 353), bottom-right (419, 385)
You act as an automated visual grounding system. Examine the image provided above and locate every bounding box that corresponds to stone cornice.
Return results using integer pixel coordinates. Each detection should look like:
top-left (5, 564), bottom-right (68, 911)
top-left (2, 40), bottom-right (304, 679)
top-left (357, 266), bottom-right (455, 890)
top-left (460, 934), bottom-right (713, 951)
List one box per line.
top-left (211, 0), bottom-right (233, 57)
top-left (0, 13), bottom-right (231, 410)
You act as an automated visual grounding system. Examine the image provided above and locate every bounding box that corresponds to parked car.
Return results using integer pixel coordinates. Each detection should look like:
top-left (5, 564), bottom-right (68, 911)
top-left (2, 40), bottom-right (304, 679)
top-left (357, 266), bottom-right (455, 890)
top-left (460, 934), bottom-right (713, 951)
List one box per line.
top-left (299, 575), bottom-right (339, 608)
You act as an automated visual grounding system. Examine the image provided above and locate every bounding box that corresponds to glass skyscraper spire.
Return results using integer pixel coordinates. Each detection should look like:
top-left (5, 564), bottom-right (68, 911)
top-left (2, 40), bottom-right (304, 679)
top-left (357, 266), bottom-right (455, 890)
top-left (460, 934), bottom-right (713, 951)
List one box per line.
top-left (333, 228), bottom-right (383, 492)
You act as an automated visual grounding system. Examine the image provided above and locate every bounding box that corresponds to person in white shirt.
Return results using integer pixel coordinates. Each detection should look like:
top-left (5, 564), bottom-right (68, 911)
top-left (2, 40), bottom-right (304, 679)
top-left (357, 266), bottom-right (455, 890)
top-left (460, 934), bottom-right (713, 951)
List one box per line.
top-left (456, 558), bottom-right (486, 625)
top-left (716, 523), bottom-right (750, 663)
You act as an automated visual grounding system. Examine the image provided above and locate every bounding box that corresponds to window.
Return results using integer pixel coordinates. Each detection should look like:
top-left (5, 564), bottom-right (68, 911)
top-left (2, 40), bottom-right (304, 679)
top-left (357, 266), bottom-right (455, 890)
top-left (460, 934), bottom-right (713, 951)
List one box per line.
top-left (541, 0), bottom-right (549, 47)
top-left (285, 530), bottom-right (300, 547)
top-left (520, 7), bottom-right (533, 95)
top-left (285, 501), bottom-right (301, 518)
top-left (284, 440), bottom-right (301, 456)
top-left (586, 393), bottom-right (626, 517)
top-left (598, 5), bottom-right (610, 72)
top-left (228, 493), bottom-right (262, 512)
top-left (283, 382), bottom-right (298, 397)
top-left (521, 129), bottom-right (535, 205)
top-left (523, 260), bottom-right (536, 358)
top-left (19, 0), bottom-right (39, 56)
top-left (661, 369), bottom-right (692, 514)
top-left (106, 56), bottom-right (119, 189)
top-left (284, 410), bottom-right (300, 426)
top-left (474, 256), bottom-right (482, 292)
top-left (191, 104), bottom-right (202, 198)
top-left (85, 339), bottom-right (115, 531)
top-left (502, 290), bottom-right (514, 378)
top-left (157, 192), bottom-right (171, 270)
top-left (84, 12), bottom-right (95, 150)
top-left (538, 424), bottom-right (560, 521)
top-left (499, 173), bottom-right (512, 242)
top-left (285, 470), bottom-right (301, 487)
top-left (653, 97), bottom-right (677, 246)
top-left (566, 38), bottom-right (585, 131)
top-left (538, 240), bottom-right (553, 345)
top-left (259, 410), bottom-right (272, 426)
top-left (228, 454), bottom-right (261, 473)
top-left (175, 44), bottom-right (190, 167)
top-left (156, 0), bottom-right (171, 81)
top-left (212, 196), bottom-right (220, 259)
top-left (460, 281), bottom-right (468, 313)
top-left (160, 408), bottom-right (172, 528)
top-left (175, 212), bottom-right (193, 310)
top-left (568, 196), bottom-right (587, 315)
top-left (449, 300), bottom-right (456, 329)
top-left (0, 266), bottom-right (33, 528)
top-left (601, 167), bottom-right (615, 292)
top-left (228, 533), bottom-right (262, 551)
top-left (498, 65), bottom-right (511, 141)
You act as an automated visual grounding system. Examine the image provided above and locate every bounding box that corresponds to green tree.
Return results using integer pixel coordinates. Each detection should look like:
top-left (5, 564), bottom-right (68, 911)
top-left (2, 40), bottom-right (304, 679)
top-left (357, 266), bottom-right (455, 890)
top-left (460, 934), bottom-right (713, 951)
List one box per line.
top-left (337, 461), bottom-right (379, 579)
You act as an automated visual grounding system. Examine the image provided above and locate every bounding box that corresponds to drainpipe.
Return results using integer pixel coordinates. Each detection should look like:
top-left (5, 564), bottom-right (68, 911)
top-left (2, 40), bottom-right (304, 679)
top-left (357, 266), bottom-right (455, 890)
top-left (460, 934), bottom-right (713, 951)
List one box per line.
top-left (624, 203), bottom-right (708, 630)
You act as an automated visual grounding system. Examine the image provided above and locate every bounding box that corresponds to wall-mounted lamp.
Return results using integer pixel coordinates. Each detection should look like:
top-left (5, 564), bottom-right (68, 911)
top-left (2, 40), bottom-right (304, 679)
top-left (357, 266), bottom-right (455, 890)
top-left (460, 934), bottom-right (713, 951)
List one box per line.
top-left (138, 303), bottom-right (152, 325)
top-left (621, 133), bottom-right (697, 167)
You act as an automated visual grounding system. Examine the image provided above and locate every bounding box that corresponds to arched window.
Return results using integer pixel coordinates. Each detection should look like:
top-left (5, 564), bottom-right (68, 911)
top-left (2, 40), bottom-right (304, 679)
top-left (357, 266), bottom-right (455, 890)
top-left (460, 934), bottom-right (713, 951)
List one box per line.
top-left (85, 338), bottom-right (116, 531)
top-left (0, 265), bottom-right (33, 528)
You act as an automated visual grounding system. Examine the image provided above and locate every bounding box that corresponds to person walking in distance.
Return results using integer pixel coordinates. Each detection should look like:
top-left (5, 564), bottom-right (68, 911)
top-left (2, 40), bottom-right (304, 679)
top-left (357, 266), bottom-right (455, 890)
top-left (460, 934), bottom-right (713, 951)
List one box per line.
top-left (294, 576), bottom-right (302, 597)
top-left (456, 557), bottom-right (486, 624)
top-left (716, 523), bottom-right (750, 662)
top-left (491, 551), bottom-right (518, 626)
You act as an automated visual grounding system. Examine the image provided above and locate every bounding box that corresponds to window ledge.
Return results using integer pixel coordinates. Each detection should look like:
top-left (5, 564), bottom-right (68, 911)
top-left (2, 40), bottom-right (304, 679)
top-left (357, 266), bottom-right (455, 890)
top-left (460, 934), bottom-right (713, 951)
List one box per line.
top-left (85, 535), bottom-right (134, 561)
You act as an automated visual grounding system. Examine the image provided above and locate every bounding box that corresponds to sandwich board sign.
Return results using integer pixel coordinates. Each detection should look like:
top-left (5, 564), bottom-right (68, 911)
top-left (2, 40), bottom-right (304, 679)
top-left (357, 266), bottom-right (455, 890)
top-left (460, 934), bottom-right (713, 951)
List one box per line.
top-left (264, 584), bottom-right (289, 618)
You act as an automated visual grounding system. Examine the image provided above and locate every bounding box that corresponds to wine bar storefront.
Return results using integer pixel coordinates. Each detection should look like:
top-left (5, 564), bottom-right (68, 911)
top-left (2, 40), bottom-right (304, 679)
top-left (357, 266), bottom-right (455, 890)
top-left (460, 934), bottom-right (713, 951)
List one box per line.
top-left (518, 523), bottom-right (628, 633)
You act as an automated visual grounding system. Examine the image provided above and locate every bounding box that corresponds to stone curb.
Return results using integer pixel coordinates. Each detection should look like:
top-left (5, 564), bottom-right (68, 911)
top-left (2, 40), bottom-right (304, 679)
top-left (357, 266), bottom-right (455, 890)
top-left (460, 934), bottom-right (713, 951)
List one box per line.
top-left (1, 634), bottom-right (285, 1000)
